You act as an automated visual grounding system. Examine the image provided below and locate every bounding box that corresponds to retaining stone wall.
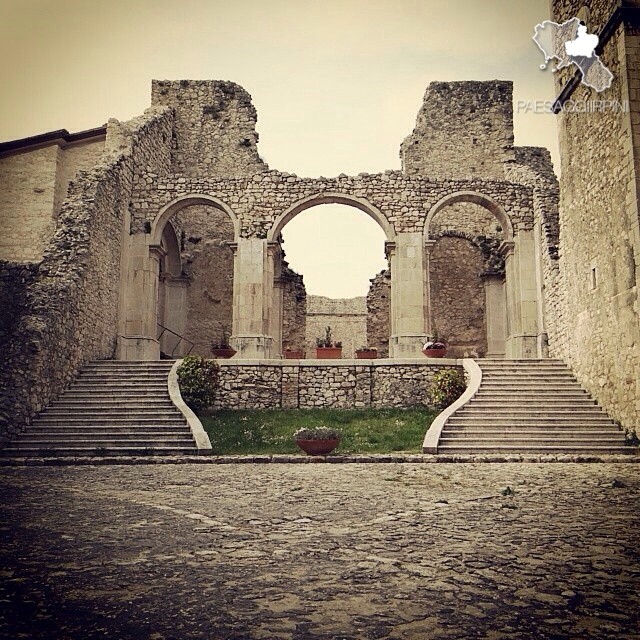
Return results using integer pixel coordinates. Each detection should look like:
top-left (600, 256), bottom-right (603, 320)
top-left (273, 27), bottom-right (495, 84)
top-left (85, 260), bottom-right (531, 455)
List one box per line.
top-left (211, 361), bottom-right (462, 410)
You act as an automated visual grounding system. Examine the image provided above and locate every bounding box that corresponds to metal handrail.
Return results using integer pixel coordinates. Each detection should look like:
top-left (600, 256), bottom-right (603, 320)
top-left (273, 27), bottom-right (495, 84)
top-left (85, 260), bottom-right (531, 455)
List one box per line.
top-left (157, 323), bottom-right (195, 357)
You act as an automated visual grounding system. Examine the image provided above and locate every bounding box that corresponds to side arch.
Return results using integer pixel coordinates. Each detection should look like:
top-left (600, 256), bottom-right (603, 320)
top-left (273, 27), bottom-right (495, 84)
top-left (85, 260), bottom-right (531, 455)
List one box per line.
top-left (151, 194), bottom-right (240, 245)
top-left (267, 192), bottom-right (396, 242)
top-left (424, 191), bottom-right (514, 241)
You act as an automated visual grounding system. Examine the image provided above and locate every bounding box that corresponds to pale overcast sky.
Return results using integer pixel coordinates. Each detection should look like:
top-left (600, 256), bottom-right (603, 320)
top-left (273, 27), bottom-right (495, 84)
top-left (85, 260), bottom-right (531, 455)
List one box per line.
top-left (0, 0), bottom-right (559, 297)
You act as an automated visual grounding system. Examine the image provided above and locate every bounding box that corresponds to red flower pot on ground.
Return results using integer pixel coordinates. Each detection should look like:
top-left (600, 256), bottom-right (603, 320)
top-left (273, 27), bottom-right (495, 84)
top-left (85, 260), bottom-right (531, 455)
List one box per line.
top-left (294, 427), bottom-right (341, 456)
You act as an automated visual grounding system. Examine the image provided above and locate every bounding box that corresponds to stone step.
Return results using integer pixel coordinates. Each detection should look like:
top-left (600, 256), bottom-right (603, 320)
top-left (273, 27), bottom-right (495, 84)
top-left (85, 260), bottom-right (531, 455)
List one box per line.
top-left (9, 437), bottom-right (195, 447)
top-left (58, 387), bottom-right (170, 401)
top-left (436, 444), bottom-right (635, 455)
top-left (463, 403), bottom-right (604, 412)
top-left (47, 401), bottom-right (177, 410)
top-left (1, 446), bottom-right (197, 457)
top-left (440, 436), bottom-right (626, 446)
top-left (34, 416), bottom-right (186, 426)
top-left (445, 414), bottom-right (618, 430)
top-left (68, 382), bottom-right (170, 389)
top-left (455, 407), bottom-right (608, 417)
top-left (440, 430), bottom-right (625, 445)
top-left (477, 382), bottom-right (586, 388)
top-left (473, 389), bottom-right (595, 404)
top-left (23, 426), bottom-right (191, 442)
top-left (444, 426), bottom-right (622, 434)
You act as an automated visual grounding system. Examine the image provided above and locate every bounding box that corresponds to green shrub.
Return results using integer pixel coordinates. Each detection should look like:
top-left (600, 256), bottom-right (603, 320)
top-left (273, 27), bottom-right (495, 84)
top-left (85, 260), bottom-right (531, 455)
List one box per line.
top-left (428, 368), bottom-right (466, 410)
top-left (177, 356), bottom-right (220, 411)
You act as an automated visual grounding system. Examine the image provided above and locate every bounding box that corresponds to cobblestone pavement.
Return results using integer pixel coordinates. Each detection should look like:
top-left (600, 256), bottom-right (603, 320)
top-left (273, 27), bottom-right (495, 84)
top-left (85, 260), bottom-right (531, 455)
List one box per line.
top-left (1, 464), bottom-right (639, 640)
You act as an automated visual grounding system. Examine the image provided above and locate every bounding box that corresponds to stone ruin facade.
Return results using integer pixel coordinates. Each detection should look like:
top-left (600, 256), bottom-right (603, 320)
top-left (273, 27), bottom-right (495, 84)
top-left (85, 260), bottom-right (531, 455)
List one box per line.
top-left (1, 2), bottom-right (639, 442)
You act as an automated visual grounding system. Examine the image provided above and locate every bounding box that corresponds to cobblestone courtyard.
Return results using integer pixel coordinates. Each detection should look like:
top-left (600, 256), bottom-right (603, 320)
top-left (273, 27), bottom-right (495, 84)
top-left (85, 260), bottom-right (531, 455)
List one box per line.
top-left (1, 463), bottom-right (639, 639)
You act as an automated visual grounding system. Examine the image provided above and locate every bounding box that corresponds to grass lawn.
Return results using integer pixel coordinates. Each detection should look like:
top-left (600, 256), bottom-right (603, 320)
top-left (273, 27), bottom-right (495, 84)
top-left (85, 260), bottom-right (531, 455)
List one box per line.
top-left (199, 408), bottom-right (437, 455)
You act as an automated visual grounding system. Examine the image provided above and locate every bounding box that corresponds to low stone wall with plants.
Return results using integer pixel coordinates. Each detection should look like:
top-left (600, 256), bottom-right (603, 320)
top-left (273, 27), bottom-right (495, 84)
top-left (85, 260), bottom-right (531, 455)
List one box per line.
top-left (210, 360), bottom-right (463, 410)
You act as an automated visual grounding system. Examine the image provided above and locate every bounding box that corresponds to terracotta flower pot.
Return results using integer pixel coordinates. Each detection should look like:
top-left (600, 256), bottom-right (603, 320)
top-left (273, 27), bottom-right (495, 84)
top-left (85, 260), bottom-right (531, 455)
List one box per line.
top-left (422, 347), bottom-right (447, 358)
top-left (211, 348), bottom-right (237, 359)
top-left (316, 347), bottom-right (342, 359)
top-left (295, 438), bottom-right (340, 456)
top-left (355, 350), bottom-right (378, 359)
top-left (284, 350), bottom-right (304, 359)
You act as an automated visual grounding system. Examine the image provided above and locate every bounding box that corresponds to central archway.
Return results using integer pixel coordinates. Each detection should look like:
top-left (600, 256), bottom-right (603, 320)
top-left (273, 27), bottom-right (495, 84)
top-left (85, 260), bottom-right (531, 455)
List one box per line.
top-left (267, 193), bottom-right (396, 358)
top-left (267, 192), bottom-right (396, 243)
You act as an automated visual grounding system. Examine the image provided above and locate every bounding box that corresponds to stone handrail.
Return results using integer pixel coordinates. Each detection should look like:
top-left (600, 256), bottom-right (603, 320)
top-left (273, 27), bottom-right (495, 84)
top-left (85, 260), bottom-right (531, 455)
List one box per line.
top-left (168, 359), bottom-right (212, 453)
top-left (422, 358), bottom-right (482, 454)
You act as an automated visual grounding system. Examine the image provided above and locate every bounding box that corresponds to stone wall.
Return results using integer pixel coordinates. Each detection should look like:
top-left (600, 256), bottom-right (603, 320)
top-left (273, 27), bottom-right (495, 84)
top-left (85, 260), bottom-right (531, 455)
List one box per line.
top-left (281, 264), bottom-right (306, 352)
top-left (178, 203), bottom-right (236, 356)
top-left (0, 107), bottom-right (174, 443)
top-left (367, 270), bottom-right (391, 357)
top-left (430, 236), bottom-right (487, 358)
top-left (151, 80), bottom-right (268, 178)
top-left (429, 201), bottom-right (503, 238)
top-left (212, 361), bottom-right (463, 410)
top-left (549, 0), bottom-right (640, 435)
top-left (400, 81), bottom-right (515, 180)
top-left (305, 296), bottom-right (367, 358)
top-left (132, 171), bottom-right (535, 240)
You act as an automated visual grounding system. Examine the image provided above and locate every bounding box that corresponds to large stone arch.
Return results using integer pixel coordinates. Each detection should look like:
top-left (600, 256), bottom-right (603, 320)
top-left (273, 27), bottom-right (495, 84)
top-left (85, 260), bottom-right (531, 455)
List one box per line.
top-left (423, 190), bottom-right (542, 359)
top-left (263, 192), bottom-right (394, 359)
top-left (266, 192), bottom-right (396, 243)
top-left (117, 194), bottom-right (238, 360)
top-left (424, 191), bottom-right (514, 241)
top-left (151, 194), bottom-right (240, 245)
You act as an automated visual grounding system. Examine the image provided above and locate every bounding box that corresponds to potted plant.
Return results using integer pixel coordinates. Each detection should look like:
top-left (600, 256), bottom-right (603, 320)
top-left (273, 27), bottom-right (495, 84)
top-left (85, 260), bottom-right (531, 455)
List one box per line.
top-left (355, 345), bottom-right (378, 359)
top-left (211, 325), bottom-right (236, 359)
top-left (294, 426), bottom-right (341, 456)
top-left (315, 326), bottom-right (342, 359)
top-left (284, 346), bottom-right (305, 359)
top-left (422, 332), bottom-right (447, 358)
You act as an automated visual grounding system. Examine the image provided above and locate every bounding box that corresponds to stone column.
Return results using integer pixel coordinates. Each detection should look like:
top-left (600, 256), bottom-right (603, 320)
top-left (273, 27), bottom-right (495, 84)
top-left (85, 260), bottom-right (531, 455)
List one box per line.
top-left (389, 233), bottom-right (429, 357)
top-left (116, 234), bottom-right (162, 360)
top-left (230, 238), bottom-right (274, 359)
top-left (482, 273), bottom-right (507, 357)
top-left (503, 233), bottom-right (541, 358)
top-left (269, 243), bottom-right (284, 358)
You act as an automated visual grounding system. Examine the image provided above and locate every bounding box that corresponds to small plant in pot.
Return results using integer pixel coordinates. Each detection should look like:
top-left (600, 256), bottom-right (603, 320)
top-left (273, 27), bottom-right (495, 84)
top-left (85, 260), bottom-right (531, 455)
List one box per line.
top-left (211, 325), bottom-right (236, 359)
top-left (294, 426), bottom-right (342, 456)
top-left (355, 345), bottom-right (378, 359)
top-left (315, 326), bottom-right (342, 359)
top-left (422, 331), bottom-right (447, 358)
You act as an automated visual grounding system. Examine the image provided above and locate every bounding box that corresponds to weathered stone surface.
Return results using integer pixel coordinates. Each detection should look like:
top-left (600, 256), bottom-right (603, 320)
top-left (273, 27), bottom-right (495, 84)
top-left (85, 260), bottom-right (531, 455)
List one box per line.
top-left (549, 0), bottom-right (640, 435)
top-left (211, 361), bottom-right (461, 410)
top-left (305, 295), bottom-right (367, 358)
top-left (0, 462), bottom-right (638, 639)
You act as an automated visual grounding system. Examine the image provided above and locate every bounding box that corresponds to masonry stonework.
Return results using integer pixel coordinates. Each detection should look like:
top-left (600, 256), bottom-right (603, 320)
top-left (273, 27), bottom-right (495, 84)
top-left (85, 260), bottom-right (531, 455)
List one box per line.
top-left (549, 0), bottom-right (640, 434)
top-left (7, 63), bottom-right (635, 437)
top-left (211, 361), bottom-right (462, 410)
top-left (305, 296), bottom-right (367, 358)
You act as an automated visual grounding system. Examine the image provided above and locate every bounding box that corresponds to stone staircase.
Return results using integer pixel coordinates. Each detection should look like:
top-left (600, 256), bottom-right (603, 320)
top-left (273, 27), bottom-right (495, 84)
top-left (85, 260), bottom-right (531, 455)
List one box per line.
top-left (437, 359), bottom-right (633, 455)
top-left (3, 361), bottom-right (199, 456)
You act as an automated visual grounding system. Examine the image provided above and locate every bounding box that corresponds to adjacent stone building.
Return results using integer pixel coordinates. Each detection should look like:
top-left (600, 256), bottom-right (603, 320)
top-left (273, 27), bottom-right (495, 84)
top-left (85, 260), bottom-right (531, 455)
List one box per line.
top-left (547, 0), bottom-right (640, 434)
top-left (1, 15), bottom-right (638, 441)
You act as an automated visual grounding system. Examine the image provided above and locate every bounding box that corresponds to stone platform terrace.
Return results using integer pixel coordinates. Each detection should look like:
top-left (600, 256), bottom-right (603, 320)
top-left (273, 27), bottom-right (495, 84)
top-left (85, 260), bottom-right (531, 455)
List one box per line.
top-left (1, 463), bottom-right (639, 639)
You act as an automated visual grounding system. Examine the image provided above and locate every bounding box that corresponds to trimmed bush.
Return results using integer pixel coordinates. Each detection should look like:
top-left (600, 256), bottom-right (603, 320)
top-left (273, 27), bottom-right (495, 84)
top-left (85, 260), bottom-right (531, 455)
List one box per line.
top-left (177, 356), bottom-right (220, 411)
top-left (428, 368), bottom-right (466, 410)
